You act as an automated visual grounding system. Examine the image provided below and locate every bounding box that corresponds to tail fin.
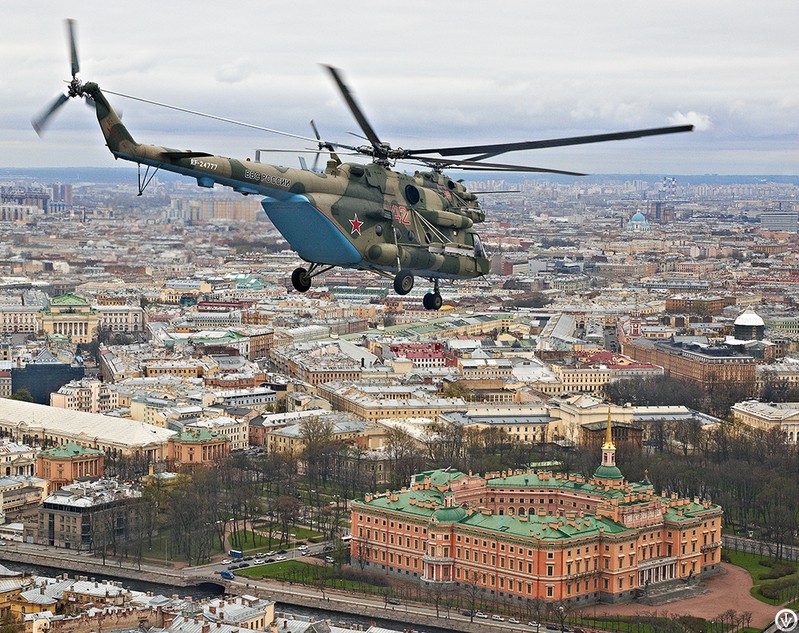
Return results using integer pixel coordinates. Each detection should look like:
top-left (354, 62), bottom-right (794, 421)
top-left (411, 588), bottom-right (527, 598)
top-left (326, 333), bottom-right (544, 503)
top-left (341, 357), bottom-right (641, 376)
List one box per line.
top-left (82, 82), bottom-right (138, 155)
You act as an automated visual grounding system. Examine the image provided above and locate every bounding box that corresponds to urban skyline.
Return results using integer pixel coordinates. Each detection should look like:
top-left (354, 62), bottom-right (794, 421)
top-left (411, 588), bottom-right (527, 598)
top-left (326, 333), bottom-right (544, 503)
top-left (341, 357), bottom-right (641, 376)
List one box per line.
top-left (2, 1), bottom-right (798, 174)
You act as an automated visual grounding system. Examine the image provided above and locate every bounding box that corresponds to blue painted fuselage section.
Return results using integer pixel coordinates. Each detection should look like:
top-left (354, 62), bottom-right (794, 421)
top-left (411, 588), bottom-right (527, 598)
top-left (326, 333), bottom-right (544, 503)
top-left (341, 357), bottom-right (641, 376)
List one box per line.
top-left (261, 196), bottom-right (363, 266)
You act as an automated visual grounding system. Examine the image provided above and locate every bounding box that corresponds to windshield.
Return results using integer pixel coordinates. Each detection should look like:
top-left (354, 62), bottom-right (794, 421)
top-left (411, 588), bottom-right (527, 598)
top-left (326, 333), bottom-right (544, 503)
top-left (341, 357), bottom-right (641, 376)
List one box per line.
top-left (473, 234), bottom-right (487, 258)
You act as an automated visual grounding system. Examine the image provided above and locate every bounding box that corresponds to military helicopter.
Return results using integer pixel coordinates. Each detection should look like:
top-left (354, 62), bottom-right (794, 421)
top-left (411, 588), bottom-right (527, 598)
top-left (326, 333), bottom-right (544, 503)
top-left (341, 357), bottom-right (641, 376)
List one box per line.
top-left (34, 20), bottom-right (693, 310)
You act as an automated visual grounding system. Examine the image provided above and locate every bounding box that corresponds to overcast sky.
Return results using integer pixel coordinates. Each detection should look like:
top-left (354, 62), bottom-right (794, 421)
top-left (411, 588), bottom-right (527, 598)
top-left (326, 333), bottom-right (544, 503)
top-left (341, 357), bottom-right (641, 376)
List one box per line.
top-left (2, 1), bottom-right (798, 175)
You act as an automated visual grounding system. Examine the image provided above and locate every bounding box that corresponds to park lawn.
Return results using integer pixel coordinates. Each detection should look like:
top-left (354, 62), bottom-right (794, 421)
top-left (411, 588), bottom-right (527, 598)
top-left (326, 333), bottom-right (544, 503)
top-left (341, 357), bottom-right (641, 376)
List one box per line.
top-left (291, 526), bottom-right (323, 541)
top-left (229, 529), bottom-right (276, 552)
top-left (238, 560), bottom-right (317, 579)
top-left (242, 524), bottom-right (323, 544)
top-left (725, 549), bottom-right (799, 603)
top-left (725, 549), bottom-right (775, 579)
top-left (237, 560), bottom-right (386, 594)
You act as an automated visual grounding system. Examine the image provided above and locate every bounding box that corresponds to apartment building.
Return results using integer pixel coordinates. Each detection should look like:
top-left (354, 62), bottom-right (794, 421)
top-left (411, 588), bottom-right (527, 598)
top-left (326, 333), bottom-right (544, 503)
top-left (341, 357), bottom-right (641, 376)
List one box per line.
top-left (50, 379), bottom-right (119, 414)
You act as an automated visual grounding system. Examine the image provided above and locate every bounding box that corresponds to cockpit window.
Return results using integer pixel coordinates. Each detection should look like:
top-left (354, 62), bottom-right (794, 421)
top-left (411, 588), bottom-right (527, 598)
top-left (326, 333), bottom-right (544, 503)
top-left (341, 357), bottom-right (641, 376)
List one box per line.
top-left (474, 234), bottom-right (487, 258)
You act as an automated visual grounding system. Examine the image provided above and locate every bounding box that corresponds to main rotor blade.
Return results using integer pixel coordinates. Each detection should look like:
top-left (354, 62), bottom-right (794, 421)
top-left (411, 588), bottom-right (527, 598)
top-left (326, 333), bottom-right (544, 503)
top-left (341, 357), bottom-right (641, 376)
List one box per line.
top-left (323, 65), bottom-right (383, 151)
top-left (66, 19), bottom-right (79, 77)
top-left (408, 124), bottom-right (694, 158)
top-left (417, 156), bottom-right (586, 176)
top-left (32, 93), bottom-right (70, 136)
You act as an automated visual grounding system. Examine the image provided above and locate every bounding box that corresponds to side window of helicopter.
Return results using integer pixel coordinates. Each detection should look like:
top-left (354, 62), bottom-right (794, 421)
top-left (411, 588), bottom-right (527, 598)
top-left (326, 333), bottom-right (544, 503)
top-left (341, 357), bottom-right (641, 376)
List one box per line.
top-left (407, 230), bottom-right (415, 242)
top-left (395, 228), bottom-right (402, 241)
top-left (424, 231), bottom-right (433, 244)
top-left (474, 234), bottom-right (487, 258)
top-left (375, 224), bottom-right (383, 236)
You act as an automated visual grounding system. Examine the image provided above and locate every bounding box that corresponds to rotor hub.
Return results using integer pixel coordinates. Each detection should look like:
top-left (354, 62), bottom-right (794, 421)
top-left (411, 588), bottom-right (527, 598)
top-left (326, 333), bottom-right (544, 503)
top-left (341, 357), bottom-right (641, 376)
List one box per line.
top-left (67, 78), bottom-right (83, 98)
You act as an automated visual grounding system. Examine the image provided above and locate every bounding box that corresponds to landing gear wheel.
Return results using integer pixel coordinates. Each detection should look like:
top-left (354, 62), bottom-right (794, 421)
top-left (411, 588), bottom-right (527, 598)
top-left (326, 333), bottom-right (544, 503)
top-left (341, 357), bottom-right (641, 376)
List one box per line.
top-left (423, 292), bottom-right (443, 311)
top-left (394, 270), bottom-right (414, 295)
top-left (291, 267), bottom-right (312, 292)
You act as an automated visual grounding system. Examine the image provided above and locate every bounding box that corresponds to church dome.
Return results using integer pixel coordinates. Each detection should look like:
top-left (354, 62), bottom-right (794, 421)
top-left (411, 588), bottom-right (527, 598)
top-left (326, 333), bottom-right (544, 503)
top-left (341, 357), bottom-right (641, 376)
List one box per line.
top-left (734, 307), bottom-right (764, 328)
top-left (432, 506), bottom-right (467, 524)
top-left (630, 212), bottom-right (646, 223)
top-left (593, 464), bottom-right (623, 480)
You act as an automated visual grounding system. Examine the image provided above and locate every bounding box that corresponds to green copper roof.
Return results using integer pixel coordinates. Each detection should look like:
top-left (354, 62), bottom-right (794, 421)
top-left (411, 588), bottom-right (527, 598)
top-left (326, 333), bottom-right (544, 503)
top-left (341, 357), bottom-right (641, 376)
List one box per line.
top-left (40, 442), bottom-right (103, 458)
top-left (50, 293), bottom-right (90, 306)
top-left (413, 469), bottom-right (466, 487)
top-left (433, 506), bottom-right (468, 523)
top-left (594, 464), bottom-right (624, 480)
top-left (462, 508), bottom-right (631, 540)
top-left (354, 468), bottom-right (721, 543)
top-left (172, 428), bottom-right (223, 443)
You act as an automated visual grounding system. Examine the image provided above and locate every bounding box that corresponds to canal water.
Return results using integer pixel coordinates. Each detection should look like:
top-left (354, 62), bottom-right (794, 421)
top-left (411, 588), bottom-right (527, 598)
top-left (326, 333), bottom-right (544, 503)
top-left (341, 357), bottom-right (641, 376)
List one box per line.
top-left (2, 562), bottom-right (450, 633)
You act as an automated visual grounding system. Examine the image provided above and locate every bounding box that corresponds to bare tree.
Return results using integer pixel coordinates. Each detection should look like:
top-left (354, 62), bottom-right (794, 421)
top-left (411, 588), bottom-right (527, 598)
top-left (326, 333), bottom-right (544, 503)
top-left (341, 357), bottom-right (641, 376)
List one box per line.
top-left (548, 600), bottom-right (571, 632)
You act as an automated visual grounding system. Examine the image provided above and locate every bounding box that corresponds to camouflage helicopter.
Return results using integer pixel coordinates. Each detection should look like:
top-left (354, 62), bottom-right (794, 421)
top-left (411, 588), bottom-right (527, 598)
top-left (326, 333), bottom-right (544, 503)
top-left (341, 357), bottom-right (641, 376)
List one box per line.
top-left (34, 20), bottom-right (693, 310)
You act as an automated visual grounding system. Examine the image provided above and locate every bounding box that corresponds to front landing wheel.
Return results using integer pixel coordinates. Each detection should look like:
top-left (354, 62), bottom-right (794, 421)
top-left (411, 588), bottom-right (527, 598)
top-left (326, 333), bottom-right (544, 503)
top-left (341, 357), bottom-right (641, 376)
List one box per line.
top-left (394, 270), bottom-right (414, 295)
top-left (291, 267), bottom-right (312, 292)
top-left (423, 292), bottom-right (443, 311)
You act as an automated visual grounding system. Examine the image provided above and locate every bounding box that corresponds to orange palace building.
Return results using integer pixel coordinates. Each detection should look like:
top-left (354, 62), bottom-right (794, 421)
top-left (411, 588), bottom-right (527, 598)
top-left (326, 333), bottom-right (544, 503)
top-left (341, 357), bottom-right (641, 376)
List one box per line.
top-left (350, 416), bottom-right (722, 604)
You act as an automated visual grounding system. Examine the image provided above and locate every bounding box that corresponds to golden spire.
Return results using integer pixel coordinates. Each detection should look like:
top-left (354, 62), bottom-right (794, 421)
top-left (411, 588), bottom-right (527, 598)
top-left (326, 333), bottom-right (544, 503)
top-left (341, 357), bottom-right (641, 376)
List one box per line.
top-left (602, 403), bottom-right (615, 451)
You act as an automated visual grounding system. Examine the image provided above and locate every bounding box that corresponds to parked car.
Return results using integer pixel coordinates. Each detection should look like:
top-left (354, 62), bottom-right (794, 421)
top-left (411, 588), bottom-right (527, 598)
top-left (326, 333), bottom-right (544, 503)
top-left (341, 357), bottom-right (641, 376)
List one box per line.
top-left (220, 559), bottom-right (232, 565)
top-left (253, 559), bottom-right (265, 565)
top-left (527, 623), bottom-right (539, 628)
top-left (509, 618), bottom-right (520, 624)
top-left (387, 599), bottom-right (401, 606)
top-left (237, 562), bottom-right (250, 568)
top-left (324, 556), bottom-right (335, 563)
top-left (275, 555), bottom-right (287, 561)
top-left (475, 612), bottom-right (488, 619)
top-left (461, 611), bottom-right (473, 617)
top-left (491, 615), bottom-right (505, 622)
top-left (266, 557), bottom-right (275, 563)
top-left (265, 551), bottom-right (276, 556)
top-left (219, 570), bottom-right (234, 580)
top-left (277, 549), bottom-right (287, 554)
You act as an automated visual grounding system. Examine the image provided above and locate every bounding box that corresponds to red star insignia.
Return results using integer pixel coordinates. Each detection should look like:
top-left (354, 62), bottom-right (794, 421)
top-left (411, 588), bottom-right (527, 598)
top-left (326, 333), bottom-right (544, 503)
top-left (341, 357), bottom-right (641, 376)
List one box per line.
top-left (350, 214), bottom-right (364, 235)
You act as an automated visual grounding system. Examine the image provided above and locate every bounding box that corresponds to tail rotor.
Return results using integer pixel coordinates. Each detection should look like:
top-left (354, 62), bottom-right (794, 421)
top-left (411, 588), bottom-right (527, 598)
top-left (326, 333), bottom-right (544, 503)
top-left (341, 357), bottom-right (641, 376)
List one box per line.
top-left (32, 18), bottom-right (87, 135)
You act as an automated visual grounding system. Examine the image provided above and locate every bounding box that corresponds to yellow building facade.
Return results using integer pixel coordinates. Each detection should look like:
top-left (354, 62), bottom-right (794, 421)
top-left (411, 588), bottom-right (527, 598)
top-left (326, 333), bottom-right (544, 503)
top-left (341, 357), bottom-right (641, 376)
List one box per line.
top-left (39, 294), bottom-right (100, 344)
